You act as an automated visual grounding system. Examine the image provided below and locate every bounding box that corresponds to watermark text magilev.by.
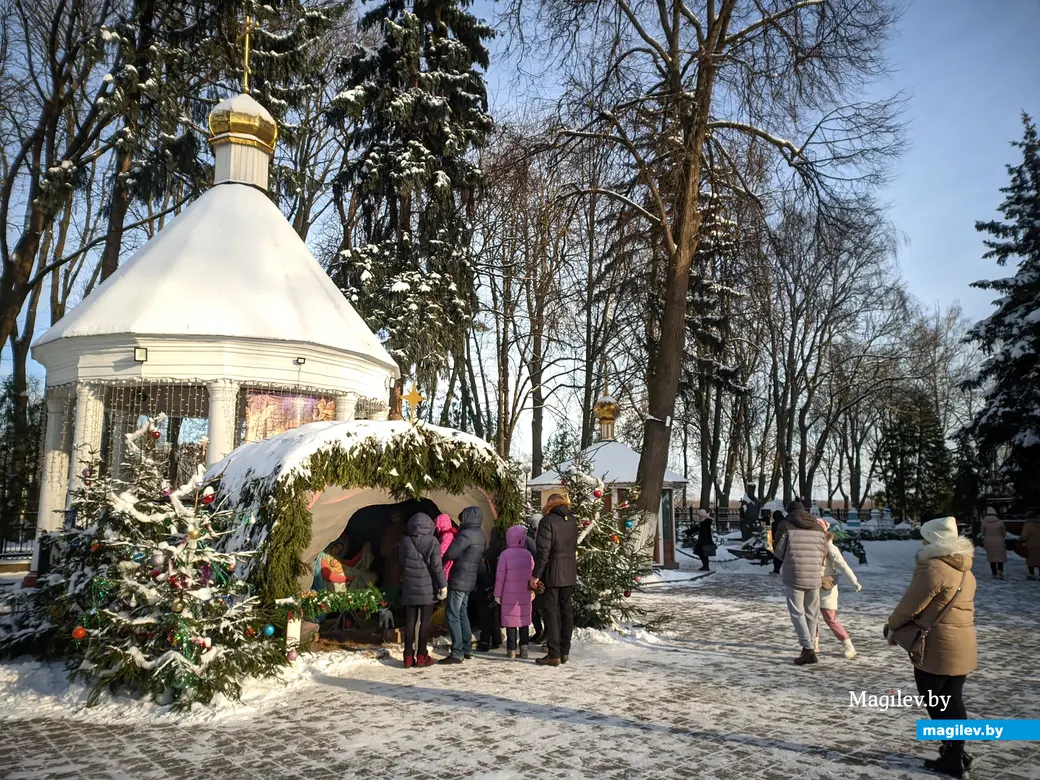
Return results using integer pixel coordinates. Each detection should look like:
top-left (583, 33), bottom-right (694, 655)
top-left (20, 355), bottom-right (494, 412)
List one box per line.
top-left (849, 689), bottom-right (952, 712)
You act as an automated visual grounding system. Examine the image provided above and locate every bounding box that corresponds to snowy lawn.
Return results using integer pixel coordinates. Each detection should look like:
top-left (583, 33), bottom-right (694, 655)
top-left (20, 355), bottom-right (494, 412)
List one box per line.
top-left (1, 540), bottom-right (1038, 779)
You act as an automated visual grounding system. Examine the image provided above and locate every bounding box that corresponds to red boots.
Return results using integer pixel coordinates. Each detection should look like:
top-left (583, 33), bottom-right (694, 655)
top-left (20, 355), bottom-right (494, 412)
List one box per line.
top-left (404, 653), bottom-right (414, 669)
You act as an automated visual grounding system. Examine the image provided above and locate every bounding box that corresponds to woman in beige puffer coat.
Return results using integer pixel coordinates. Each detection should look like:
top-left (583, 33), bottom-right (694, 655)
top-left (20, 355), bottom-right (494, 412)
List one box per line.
top-left (887, 516), bottom-right (977, 778)
top-left (981, 507), bottom-right (1007, 579)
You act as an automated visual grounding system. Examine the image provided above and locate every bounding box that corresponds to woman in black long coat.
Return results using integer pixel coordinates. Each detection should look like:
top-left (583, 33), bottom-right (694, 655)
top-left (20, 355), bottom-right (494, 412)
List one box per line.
top-left (694, 510), bottom-right (714, 571)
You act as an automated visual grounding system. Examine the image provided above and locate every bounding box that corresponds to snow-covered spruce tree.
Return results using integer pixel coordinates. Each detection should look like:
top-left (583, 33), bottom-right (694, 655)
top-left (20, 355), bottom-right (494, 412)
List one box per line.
top-left (553, 461), bottom-right (653, 629)
top-left (330, 0), bottom-right (493, 409)
top-left (0, 418), bottom-right (287, 708)
top-left (965, 115), bottom-right (1040, 504)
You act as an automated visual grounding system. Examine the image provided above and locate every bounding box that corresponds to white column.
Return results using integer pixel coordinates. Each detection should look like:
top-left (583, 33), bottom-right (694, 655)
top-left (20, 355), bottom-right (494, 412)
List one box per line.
top-left (67, 383), bottom-right (105, 497)
top-left (29, 391), bottom-right (72, 573)
top-left (206, 380), bottom-right (240, 468)
top-left (108, 409), bottom-right (134, 478)
top-left (334, 393), bottom-right (357, 422)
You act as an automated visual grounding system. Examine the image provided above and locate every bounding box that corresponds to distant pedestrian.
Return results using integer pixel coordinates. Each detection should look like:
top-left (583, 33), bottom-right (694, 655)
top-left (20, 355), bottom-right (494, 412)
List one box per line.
top-left (694, 509), bottom-right (714, 571)
top-left (981, 507), bottom-right (1007, 579)
top-left (531, 494), bottom-right (579, 667)
top-left (886, 516), bottom-right (977, 778)
top-left (495, 525), bottom-right (536, 659)
top-left (773, 501), bottom-right (827, 665)
top-left (1020, 510), bottom-right (1040, 580)
top-left (770, 510), bottom-right (787, 575)
top-left (818, 532), bottom-right (862, 659)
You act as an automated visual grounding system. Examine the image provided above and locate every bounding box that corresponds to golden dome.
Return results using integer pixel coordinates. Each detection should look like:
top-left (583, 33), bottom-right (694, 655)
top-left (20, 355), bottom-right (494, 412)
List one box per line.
top-left (208, 93), bottom-right (278, 156)
top-left (594, 395), bottom-right (620, 421)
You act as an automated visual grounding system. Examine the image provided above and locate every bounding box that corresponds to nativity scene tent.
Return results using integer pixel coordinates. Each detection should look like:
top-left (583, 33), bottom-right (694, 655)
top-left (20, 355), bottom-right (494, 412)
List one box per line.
top-left (207, 420), bottom-right (522, 602)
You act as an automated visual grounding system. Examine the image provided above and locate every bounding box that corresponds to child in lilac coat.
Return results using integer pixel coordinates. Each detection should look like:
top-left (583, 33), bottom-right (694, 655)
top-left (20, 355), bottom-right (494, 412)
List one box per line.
top-left (494, 525), bottom-right (536, 658)
top-left (435, 514), bottom-right (457, 582)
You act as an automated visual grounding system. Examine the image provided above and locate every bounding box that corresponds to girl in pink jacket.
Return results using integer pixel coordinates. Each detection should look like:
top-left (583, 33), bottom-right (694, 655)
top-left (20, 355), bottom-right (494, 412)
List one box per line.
top-left (435, 514), bottom-right (457, 581)
top-left (495, 525), bottom-right (536, 658)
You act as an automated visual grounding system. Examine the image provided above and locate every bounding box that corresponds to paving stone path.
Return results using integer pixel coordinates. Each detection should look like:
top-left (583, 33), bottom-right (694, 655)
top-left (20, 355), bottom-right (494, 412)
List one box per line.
top-left (2, 545), bottom-right (1038, 780)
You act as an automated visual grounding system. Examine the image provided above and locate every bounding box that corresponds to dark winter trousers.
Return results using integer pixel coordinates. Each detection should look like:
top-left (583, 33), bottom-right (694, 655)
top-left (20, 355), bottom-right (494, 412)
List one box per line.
top-left (543, 586), bottom-right (575, 659)
top-left (1030, 567), bottom-right (1037, 576)
top-left (990, 561), bottom-right (1005, 576)
top-left (506, 626), bottom-right (530, 651)
top-left (531, 594), bottom-right (545, 637)
top-left (403, 603), bottom-right (434, 656)
top-left (772, 556), bottom-right (783, 573)
top-left (698, 552), bottom-right (710, 570)
top-left (914, 669), bottom-right (968, 760)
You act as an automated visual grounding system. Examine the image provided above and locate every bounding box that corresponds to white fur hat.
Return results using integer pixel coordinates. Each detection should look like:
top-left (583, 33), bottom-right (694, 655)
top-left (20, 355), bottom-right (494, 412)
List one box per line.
top-left (985, 506), bottom-right (998, 516)
top-left (921, 516), bottom-right (958, 546)
top-left (697, 508), bottom-right (710, 519)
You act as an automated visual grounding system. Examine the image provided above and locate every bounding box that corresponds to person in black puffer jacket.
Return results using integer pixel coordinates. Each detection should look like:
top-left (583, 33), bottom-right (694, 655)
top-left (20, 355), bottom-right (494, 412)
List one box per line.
top-left (398, 512), bottom-right (447, 669)
top-left (531, 494), bottom-right (579, 666)
top-left (439, 506), bottom-right (487, 664)
top-left (526, 519), bottom-right (545, 644)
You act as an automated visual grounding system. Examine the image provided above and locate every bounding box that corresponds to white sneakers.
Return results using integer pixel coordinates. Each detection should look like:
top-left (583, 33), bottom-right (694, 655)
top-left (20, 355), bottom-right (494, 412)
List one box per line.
top-left (843, 638), bottom-right (857, 659)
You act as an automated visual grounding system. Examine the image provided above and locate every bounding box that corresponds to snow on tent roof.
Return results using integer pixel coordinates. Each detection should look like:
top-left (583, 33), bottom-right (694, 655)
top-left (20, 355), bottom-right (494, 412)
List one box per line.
top-left (528, 440), bottom-right (687, 488)
top-left (33, 184), bottom-right (397, 373)
top-left (207, 420), bottom-right (501, 506)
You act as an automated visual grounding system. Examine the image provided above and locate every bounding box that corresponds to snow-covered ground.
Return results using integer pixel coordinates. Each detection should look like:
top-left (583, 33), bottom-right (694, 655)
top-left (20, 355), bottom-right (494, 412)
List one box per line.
top-left (1, 541), bottom-right (1037, 779)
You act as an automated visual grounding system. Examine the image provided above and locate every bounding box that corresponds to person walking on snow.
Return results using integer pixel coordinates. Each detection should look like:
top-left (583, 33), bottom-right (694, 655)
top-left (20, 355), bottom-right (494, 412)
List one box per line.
top-left (1020, 510), bottom-right (1040, 580)
top-left (773, 501), bottom-right (828, 665)
top-left (439, 506), bottom-right (487, 665)
top-left (886, 516), bottom-right (977, 778)
top-left (694, 509), bottom-right (714, 571)
top-left (981, 507), bottom-right (1007, 579)
top-left (817, 530), bottom-right (862, 658)
top-left (495, 525), bottom-right (536, 658)
top-left (398, 513), bottom-right (448, 669)
top-left (530, 494), bottom-right (579, 667)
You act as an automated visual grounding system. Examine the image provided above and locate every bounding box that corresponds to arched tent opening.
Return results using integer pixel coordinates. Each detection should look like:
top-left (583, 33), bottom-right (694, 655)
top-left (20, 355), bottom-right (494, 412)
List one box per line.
top-left (207, 420), bottom-right (521, 603)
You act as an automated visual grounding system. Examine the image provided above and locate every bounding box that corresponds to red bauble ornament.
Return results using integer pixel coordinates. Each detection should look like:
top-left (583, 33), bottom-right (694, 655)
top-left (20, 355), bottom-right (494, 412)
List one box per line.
top-left (151, 568), bottom-right (161, 578)
top-left (611, 534), bottom-right (620, 544)
top-left (560, 478), bottom-right (566, 485)
top-left (72, 626), bottom-right (88, 641)
top-left (90, 542), bottom-right (100, 552)
top-left (582, 519), bottom-right (591, 527)
top-left (624, 590), bottom-right (632, 598)
top-left (593, 489), bottom-right (603, 498)
top-left (201, 493), bottom-right (215, 505)
top-left (246, 627), bottom-right (256, 637)
top-left (150, 429), bottom-right (161, 440)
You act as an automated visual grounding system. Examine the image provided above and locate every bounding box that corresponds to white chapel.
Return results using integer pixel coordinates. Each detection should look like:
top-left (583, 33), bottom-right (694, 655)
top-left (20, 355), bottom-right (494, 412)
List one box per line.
top-left (27, 92), bottom-right (399, 579)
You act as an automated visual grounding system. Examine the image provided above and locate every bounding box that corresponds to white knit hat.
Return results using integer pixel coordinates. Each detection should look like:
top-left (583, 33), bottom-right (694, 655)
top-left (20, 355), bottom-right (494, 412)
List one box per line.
top-left (921, 516), bottom-right (958, 545)
top-left (697, 509), bottom-right (710, 519)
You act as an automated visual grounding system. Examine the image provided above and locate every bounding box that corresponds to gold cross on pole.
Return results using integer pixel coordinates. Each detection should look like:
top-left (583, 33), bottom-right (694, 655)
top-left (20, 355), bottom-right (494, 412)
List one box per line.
top-left (402, 385), bottom-right (425, 424)
top-left (238, 16), bottom-right (258, 94)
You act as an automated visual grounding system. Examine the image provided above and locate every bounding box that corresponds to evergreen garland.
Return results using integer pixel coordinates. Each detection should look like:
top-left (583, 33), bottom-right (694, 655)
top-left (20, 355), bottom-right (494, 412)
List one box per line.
top-left (219, 422), bottom-right (523, 603)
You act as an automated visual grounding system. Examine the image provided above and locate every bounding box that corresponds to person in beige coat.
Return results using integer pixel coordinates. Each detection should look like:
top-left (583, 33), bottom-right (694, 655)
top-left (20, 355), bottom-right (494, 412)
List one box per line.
top-left (887, 516), bottom-right (977, 779)
top-left (981, 507), bottom-right (1007, 579)
top-left (1020, 510), bottom-right (1040, 580)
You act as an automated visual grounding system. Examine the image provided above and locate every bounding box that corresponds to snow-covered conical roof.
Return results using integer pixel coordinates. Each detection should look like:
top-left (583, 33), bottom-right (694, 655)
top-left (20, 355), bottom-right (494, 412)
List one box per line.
top-left (33, 94), bottom-right (398, 390)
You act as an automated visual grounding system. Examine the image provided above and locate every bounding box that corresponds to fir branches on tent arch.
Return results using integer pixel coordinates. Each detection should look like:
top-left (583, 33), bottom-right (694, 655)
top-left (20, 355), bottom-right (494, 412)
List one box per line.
top-left (218, 423), bottom-right (524, 603)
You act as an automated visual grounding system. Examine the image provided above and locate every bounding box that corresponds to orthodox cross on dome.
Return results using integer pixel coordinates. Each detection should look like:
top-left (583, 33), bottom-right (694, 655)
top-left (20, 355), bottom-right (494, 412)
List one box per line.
top-left (402, 385), bottom-right (425, 424)
top-left (238, 15), bottom-right (259, 93)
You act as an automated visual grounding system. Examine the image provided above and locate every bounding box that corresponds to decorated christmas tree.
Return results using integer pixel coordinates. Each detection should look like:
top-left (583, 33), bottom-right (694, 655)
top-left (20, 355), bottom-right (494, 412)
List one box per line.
top-left (0, 416), bottom-right (287, 708)
top-left (552, 460), bottom-right (653, 629)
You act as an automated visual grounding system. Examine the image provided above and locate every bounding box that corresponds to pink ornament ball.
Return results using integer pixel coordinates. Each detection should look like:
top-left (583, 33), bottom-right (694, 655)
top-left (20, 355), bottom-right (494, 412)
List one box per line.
top-left (287, 649), bottom-right (298, 662)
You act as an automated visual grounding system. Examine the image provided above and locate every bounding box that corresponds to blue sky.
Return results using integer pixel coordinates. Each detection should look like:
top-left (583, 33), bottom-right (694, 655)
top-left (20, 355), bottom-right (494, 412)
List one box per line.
top-left (476, 0), bottom-right (1040, 322)
top-left (7, 0), bottom-right (1038, 378)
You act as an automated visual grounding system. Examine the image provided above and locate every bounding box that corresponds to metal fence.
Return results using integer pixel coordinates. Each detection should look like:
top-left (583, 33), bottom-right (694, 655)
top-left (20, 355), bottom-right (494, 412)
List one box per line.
top-left (1, 514), bottom-right (36, 560)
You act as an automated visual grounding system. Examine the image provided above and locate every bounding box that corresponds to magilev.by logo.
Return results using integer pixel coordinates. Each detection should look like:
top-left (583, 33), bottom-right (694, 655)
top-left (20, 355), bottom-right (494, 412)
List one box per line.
top-left (849, 689), bottom-right (952, 712)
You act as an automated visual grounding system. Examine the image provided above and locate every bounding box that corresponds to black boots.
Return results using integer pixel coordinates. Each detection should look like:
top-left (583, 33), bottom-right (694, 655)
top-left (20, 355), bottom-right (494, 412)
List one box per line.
top-left (793, 648), bottom-right (818, 665)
